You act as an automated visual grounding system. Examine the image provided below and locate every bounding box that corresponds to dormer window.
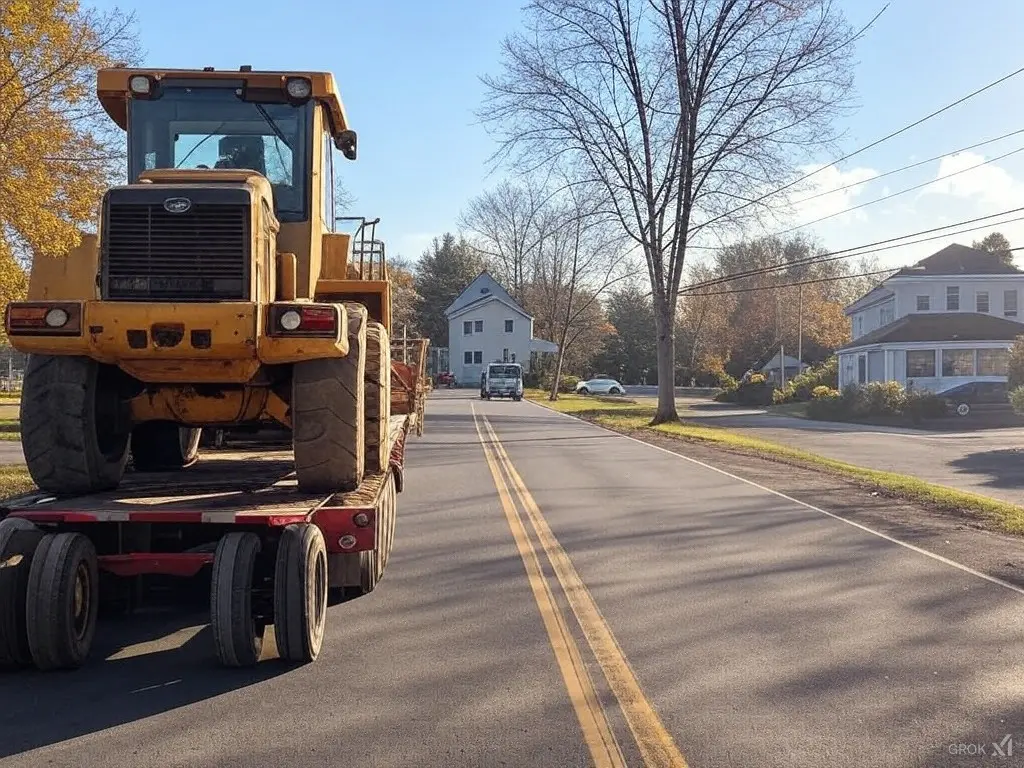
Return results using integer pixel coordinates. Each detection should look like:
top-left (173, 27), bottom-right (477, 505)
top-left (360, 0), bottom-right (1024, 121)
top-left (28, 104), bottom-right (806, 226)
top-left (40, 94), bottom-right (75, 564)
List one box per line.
top-left (916, 295), bottom-right (929, 311)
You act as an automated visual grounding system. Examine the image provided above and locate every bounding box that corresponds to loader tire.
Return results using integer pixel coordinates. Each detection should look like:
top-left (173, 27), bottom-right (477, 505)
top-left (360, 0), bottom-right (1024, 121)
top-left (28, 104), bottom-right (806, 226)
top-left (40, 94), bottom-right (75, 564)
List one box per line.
top-left (365, 321), bottom-right (391, 473)
top-left (25, 532), bottom-right (100, 671)
top-left (21, 355), bottom-right (131, 496)
top-left (130, 422), bottom-right (202, 472)
top-left (210, 532), bottom-right (263, 668)
top-left (273, 523), bottom-right (328, 663)
top-left (292, 304), bottom-right (367, 493)
top-left (0, 518), bottom-right (44, 669)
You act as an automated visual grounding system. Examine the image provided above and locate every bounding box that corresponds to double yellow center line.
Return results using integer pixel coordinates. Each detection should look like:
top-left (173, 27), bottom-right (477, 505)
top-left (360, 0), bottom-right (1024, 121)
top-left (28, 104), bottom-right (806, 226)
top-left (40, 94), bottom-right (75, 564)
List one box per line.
top-left (471, 404), bottom-right (689, 768)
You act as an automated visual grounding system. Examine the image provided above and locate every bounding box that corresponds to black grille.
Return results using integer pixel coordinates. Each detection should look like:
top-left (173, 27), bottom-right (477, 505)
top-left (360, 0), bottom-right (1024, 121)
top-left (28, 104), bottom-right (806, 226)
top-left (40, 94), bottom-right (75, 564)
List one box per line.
top-left (102, 189), bottom-right (251, 302)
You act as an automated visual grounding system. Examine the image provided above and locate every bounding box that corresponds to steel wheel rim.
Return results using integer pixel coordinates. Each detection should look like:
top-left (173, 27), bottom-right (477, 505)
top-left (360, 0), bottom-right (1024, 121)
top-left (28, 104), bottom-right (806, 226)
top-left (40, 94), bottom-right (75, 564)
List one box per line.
top-left (72, 561), bottom-right (91, 641)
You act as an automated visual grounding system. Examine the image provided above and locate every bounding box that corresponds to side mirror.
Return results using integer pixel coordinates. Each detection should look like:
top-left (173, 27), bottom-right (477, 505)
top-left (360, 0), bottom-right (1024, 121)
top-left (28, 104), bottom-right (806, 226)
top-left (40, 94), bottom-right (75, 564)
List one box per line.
top-left (336, 130), bottom-right (357, 160)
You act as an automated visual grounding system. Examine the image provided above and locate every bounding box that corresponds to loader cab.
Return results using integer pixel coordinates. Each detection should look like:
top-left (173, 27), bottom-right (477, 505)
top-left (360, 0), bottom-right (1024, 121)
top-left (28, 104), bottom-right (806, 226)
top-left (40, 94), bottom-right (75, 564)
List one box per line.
top-left (94, 67), bottom-right (390, 331)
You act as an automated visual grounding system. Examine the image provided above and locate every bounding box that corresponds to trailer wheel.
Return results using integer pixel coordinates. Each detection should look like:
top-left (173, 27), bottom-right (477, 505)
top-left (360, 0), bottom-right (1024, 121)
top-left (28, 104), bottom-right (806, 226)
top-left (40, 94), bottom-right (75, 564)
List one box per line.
top-left (210, 532), bottom-right (263, 668)
top-left (131, 422), bottom-right (202, 471)
top-left (0, 518), bottom-right (44, 669)
top-left (292, 304), bottom-right (367, 493)
top-left (273, 524), bottom-right (328, 663)
top-left (378, 472), bottom-right (398, 572)
top-left (24, 532), bottom-right (99, 671)
top-left (21, 355), bottom-right (131, 496)
top-left (364, 321), bottom-right (391, 473)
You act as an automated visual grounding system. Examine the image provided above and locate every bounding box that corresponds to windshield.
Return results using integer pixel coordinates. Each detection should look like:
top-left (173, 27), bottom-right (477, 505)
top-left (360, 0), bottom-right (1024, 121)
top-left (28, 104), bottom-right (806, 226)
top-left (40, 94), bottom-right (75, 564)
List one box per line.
top-left (489, 365), bottom-right (521, 378)
top-left (127, 85), bottom-right (312, 221)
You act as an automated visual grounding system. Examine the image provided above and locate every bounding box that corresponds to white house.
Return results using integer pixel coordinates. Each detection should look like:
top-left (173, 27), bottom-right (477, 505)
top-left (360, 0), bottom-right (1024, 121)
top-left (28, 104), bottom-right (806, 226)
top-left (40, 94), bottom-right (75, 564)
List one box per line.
top-left (444, 271), bottom-right (559, 383)
top-left (837, 243), bottom-right (1024, 392)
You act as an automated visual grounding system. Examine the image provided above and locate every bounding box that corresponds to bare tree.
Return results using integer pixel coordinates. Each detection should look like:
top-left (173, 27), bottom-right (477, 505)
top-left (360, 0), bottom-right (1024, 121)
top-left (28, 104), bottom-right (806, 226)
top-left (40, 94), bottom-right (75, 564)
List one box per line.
top-left (459, 180), bottom-right (551, 303)
top-left (478, 0), bottom-right (870, 423)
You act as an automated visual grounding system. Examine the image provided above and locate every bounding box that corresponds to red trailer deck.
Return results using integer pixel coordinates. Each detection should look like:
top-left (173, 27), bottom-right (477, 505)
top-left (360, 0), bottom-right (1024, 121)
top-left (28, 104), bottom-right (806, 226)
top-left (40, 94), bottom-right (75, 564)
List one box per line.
top-left (0, 414), bottom-right (413, 672)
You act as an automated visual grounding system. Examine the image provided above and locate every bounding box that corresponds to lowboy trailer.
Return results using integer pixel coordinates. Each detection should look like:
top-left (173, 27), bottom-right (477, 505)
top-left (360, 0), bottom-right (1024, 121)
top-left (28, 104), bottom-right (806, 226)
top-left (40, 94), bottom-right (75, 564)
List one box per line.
top-left (0, 413), bottom-right (414, 672)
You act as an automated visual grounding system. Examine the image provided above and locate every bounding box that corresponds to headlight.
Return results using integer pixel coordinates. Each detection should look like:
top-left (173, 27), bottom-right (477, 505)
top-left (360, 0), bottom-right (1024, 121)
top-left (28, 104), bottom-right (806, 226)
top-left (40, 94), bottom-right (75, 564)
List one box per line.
top-left (279, 310), bottom-right (302, 331)
top-left (44, 308), bottom-right (69, 328)
top-left (285, 77), bottom-right (311, 100)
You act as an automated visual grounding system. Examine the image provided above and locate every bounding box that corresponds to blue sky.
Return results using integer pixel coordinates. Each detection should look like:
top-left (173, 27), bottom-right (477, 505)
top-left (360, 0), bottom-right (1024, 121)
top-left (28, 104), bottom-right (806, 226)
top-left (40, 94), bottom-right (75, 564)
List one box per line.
top-left (91, 0), bottom-right (1024, 272)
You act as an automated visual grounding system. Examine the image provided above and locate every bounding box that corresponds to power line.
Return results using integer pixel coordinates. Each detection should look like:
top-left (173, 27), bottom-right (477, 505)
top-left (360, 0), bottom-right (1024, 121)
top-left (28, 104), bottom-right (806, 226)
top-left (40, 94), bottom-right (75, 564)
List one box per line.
top-left (685, 268), bottom-right (896, 297)
top-left (692, 64), bottom-right (1024, 233)
top-left (686, 207), bottom-right (1024, 291)
top-left (770, 143), bottom-right (1024, 238)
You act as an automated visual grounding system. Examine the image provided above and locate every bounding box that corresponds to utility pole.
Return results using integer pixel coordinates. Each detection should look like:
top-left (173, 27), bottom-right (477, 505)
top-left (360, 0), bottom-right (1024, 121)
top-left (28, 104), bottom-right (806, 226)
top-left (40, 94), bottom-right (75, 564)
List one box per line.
top-left (797, 283), bottom-right (803, 374)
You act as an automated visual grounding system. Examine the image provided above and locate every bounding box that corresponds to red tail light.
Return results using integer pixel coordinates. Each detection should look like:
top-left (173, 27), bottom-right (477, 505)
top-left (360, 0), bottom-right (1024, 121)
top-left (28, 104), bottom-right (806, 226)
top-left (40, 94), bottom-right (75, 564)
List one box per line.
top-left (268, 304), bottom-right (339, 338)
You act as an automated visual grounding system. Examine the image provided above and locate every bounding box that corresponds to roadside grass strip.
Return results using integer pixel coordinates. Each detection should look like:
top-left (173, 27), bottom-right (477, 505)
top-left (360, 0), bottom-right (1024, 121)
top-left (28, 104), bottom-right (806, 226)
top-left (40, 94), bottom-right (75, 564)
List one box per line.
top-left (525, 390), bottom-right (1024, 534)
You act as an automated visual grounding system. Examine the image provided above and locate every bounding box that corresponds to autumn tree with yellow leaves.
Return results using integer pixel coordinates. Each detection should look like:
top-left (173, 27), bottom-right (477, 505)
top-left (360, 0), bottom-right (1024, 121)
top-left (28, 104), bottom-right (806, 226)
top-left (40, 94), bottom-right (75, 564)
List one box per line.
top-left (0, 0), bottom-right (140, 336)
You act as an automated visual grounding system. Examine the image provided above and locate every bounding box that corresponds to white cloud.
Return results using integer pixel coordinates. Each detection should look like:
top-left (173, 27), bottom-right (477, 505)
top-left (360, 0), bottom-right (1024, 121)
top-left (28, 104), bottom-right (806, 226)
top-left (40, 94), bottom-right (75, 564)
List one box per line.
top-left (788, 163), bottom-right (880, 225)
top-left (918, 150), bottom-right (1024, 209)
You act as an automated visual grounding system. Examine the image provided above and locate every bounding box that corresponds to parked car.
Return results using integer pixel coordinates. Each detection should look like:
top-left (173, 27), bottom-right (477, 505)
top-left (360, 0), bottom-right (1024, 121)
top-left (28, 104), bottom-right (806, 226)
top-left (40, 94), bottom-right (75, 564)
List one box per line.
top-left (936, 381), bottom-right (1012, 417)
top-left (575, 376), bottom-right (625, 395)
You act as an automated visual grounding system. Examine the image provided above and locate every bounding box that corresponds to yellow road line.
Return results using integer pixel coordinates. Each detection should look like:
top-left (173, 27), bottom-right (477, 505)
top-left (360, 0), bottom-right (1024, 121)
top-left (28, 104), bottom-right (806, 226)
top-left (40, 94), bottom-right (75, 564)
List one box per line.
top-left (470, 404), bottom-right (627, 768)
top-left (481, 413), bottom-right (690, 768)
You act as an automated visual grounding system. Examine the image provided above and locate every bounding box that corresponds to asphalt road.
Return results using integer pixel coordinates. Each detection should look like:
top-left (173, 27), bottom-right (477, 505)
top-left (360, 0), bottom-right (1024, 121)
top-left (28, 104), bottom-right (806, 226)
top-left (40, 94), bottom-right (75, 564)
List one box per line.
top-left (624, 388), bottom-right (1024, 506)
top-left (2, 390), bottom-right (1023, 767)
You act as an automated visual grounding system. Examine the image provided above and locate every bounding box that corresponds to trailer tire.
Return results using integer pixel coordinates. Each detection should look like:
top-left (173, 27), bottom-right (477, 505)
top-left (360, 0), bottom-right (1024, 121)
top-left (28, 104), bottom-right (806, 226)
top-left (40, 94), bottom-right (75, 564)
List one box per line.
top-left (292, 304), bottom-right (367, 493)
top-left (210, 532), bottom-right (263, 668)
top-left (273, 524), bottom-right (328, 663)
top-left (131, 422), bottom-right (202, 471)
top-left (364, 321), bottom-right (391, 473)
top-left (0, 518), bottom-right (44, 669)
top-left (21, 355), bottom-right (131, 496)
top-left (24, 532), bottom-right (99, 671)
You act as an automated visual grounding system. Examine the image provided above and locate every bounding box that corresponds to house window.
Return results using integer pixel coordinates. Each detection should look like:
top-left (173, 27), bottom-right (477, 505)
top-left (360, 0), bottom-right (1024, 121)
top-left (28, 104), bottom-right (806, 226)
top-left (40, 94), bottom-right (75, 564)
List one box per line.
top-left (474, 320), bottom-right (483, 333)
top-left (853, 316), bottom-right (863, 337)
top-left (473, 351), bottom-right (483, 364)
top-left (463, 351), bottom-right (473, 364)
top-left (941, 349), bottom-right (974, 376)
top-left (880, 306), bottom-right (894, 326)
top-left (857, 355), bottom-right (866, 384)
top-left (978, 348), bottom-right (1010, 376)
top-left (502, 348), bottom-right (509, 362)
top-left (976, 292), bottom-right (990, 313)
top-left (505, 319), bottom-right (514, 333)
top-left (1005, 289), bottom-right (1019, 317)
top-left (946, 286), bottom-right (960, 311)
top-left (463, 321), bottom-right (472, 336)
top-left (916, 295), bottom-right (930, 311)
top-left (906, 350), bottom-right (936, 378)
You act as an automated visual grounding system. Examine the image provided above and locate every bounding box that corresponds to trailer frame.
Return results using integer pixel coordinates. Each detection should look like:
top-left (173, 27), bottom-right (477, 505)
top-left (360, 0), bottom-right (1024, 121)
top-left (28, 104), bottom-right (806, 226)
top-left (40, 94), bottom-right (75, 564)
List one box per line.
top-left (0, 414), bottom-right (413, 672)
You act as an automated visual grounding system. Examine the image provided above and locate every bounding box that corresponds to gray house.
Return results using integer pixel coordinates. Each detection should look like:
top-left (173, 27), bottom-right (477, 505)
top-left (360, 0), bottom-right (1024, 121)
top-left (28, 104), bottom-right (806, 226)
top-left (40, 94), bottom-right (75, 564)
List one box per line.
top-left (445, 271), bottom-right (558, 383)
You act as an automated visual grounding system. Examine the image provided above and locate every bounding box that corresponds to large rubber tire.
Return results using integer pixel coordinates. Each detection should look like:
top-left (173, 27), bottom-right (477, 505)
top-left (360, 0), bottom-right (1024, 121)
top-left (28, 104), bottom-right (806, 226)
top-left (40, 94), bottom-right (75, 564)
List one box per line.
top-left (365, 321), bottom-right (391, 473)
top-left (273, 524), bottom-right (328, 663)
top-left (210, 532), bottom-right (263, 668)
top-left (0, 518), bottom-right (44, 669)
top-left (207, 536), bottom-right (262, 667)
top-left (131, 422), bottom-right (201, 471)
top-left (292, 303), bottom-right (367, 493)
top-left (24, 532), bottom-right (100, 671)
top-left (21, 355), bottom-right (131, 496)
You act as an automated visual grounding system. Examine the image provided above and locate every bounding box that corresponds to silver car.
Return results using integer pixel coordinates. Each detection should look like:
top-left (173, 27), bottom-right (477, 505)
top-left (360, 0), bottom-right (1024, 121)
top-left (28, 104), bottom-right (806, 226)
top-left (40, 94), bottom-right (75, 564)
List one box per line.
top-left (575, 376), bottom-right (625, 395)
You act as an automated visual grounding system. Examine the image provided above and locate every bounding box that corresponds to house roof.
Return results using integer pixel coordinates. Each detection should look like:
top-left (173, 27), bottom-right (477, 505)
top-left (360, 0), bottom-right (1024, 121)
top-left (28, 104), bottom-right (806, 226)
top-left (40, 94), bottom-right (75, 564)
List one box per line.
top-left (447, 294), bottom-right (531, 322)
top-left (837, 312), bottom-right (1024, 351)
top-left (445, 270), bottom-right (531, 319)
top-left (890, 243), bottom-right (1021, 277)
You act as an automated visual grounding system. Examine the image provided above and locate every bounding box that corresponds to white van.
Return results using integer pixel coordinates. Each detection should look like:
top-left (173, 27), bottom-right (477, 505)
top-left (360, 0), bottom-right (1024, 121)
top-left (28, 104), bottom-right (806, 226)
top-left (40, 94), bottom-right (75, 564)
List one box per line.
top-left (482, 362), bottom-right (524, 401)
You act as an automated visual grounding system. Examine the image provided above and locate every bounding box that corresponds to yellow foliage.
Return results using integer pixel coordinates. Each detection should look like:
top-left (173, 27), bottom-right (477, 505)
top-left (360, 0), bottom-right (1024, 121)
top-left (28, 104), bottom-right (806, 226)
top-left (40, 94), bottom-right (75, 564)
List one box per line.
top-left (0, 0), bottom-right (138, 308)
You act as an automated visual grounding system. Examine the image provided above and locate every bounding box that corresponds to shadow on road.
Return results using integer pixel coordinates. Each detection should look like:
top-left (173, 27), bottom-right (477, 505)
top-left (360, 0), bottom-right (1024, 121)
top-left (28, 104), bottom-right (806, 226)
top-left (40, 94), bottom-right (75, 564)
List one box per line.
top-left (949, 448), bottom-right (1024, 490)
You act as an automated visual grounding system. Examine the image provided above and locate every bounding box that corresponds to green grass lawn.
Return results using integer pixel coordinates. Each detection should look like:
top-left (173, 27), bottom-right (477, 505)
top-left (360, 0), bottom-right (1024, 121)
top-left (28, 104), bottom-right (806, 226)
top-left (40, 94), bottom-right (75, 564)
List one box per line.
top-left (525, 390), bottom-right (1024, 534)
top-left (0, 464), bottom-right (33, 499)
top-left (0, 401), bottom-right (19, 441)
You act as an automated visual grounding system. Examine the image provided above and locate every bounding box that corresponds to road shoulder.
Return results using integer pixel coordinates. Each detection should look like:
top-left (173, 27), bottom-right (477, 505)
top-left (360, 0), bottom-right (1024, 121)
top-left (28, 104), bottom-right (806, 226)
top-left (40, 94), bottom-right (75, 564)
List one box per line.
top-left (529, 397), bottom-right (1024, 593)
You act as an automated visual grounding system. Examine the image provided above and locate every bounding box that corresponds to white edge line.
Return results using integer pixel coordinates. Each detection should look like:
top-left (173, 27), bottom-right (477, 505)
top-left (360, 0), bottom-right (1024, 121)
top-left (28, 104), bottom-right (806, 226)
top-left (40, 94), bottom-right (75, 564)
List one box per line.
top-left (523, 398), bottom-right (1024, 597)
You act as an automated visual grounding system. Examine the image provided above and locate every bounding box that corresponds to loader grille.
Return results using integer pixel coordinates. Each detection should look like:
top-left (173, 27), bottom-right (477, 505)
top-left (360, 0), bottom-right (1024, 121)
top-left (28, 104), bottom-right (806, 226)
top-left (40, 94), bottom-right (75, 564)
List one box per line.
top-left (101, 188), bottom-right (251, 302)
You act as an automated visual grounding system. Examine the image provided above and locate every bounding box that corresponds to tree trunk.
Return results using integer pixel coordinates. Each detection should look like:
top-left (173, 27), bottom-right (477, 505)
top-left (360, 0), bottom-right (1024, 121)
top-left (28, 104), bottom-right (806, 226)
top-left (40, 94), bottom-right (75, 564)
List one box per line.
top-left (651, 301), bottom-right (678, 425)
top-left (549, 348), bottom-right (566, 401)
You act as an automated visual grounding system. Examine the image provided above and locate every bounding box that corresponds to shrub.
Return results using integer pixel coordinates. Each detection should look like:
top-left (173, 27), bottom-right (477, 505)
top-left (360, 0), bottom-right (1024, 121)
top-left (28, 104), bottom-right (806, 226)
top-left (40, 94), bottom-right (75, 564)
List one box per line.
top-left (811, 385), bottom-right (838, 399)
top-left (714, 369), bottom-right (738, 390)
top-left (714, 386), bottom-right (737, 403)
top-left (903, 389), bottom-right (948, 422)
top-left (1010, 337), bottom-right (1024, 389)
top-left (1010, 386), bottom-right (1024, 415)
top-left (774, 357), bottom-right (839, 404)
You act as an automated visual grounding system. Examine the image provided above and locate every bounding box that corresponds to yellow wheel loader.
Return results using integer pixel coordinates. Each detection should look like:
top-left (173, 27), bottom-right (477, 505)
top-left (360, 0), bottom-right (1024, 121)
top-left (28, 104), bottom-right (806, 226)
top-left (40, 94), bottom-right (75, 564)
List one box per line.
top-left (5, 66), bottom-right (396, 496)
